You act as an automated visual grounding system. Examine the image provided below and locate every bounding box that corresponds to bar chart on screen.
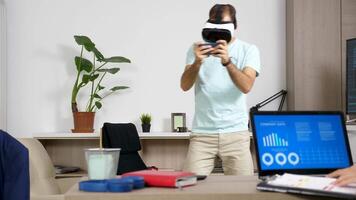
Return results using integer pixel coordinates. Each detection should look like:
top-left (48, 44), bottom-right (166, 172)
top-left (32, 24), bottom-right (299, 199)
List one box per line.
top-left (263, 133), bottom-right (288, 147)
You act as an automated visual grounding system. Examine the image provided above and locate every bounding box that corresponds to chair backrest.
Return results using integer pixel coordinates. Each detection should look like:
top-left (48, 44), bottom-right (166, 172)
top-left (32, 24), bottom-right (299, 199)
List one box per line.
top-left (17, 138), bottom-right (61, 195)
top-left (101, 123), bottom-right (147, 174)
top-left (0, 130), bottom-right (30, 200)
top-left (102, 123), bottom-right (141, 152)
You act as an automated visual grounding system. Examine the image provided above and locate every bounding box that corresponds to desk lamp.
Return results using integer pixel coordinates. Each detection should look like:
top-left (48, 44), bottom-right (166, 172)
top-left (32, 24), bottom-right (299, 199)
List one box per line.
top-left (250, 90), bottom-right (288, 113)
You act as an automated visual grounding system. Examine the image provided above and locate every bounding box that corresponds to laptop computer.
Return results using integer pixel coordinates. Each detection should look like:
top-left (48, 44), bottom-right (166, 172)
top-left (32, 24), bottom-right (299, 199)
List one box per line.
top-left (250, 111), bottom-right (356, 199)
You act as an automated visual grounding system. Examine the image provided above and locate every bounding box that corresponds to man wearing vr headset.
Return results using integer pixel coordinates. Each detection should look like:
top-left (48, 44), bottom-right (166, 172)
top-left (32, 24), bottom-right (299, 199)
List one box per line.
top-left (180, 4), bottom-right (260, 175)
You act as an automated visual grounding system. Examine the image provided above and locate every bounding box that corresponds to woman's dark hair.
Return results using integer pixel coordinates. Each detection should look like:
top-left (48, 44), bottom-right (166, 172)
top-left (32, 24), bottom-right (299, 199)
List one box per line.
top-left (209, 4), bottom-right (237, 29)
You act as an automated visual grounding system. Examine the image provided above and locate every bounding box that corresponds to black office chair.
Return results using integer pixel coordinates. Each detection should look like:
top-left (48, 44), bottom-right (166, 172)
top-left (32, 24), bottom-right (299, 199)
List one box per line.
top-left (0, 130), bottom-right (30, 200)
top-left (101, 123), bottom-right (148, 175)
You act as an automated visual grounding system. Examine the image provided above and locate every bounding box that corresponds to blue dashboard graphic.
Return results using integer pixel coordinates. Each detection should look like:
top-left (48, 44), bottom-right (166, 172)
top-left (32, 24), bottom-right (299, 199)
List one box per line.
top-left (254, 115), bottom-right (350, 170)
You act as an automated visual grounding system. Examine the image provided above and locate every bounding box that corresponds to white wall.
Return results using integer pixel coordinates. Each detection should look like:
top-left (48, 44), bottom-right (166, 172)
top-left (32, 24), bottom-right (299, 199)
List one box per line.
top-left (5, 0), bottom-right (286, 137)
top-left (0, 0), bottom-right (6, 130)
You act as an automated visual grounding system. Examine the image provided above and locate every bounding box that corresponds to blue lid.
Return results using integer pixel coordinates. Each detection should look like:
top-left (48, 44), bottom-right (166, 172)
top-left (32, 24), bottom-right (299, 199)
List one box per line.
top-left (122, 176), bottom-right (144, 182)
top-left (107, 178), bottom-right (133, 192)
top-left (107, 178), bottom-right (134, 184)
top-left (79, 180), bottom-right (108, 192)
top-left (121, 176), bottom-right (145, 189)
top-left (79, 178), bottom-right (143, 193)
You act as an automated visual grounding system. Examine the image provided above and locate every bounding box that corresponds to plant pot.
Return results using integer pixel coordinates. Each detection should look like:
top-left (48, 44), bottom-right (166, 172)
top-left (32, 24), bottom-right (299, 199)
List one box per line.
top-left (141, 124), bottom-right (151, 132)
top-left (72, 112), bottom-right (95, 133)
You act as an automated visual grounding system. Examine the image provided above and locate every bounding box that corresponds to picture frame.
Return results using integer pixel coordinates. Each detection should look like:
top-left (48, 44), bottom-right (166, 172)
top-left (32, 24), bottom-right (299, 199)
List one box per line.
top-left (171, 113), bottom-right (186, 132)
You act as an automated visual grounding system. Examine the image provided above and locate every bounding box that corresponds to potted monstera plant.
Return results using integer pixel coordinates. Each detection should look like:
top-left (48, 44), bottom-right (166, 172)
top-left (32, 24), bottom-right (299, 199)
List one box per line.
top-left (71, 35), bottom-right (131, 133)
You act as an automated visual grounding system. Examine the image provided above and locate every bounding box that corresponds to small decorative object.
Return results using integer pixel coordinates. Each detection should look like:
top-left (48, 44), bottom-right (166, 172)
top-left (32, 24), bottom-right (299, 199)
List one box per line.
top-left (71, 35), bottom-right (131, 133)
top-left (140, 113), bottom-right (152, 132)
top-left (171, 113), bottom-right (187, 132)
top-left (177, 127), bottom-right (188, 132)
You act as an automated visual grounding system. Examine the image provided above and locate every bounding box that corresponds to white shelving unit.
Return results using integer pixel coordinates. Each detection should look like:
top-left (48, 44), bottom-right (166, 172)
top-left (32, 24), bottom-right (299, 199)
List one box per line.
top-left (32, 131), bottom-right (191, 172)
top-left (32, 132), bottom-right (191, 140)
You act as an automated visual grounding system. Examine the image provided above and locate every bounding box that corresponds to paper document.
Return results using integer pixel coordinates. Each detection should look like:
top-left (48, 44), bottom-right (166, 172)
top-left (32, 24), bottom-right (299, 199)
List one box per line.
top-left (268, 173), bottom-right (356, 195)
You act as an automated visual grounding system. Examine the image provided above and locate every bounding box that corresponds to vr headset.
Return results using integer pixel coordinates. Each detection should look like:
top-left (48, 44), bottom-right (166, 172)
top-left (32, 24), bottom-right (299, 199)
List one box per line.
top-left (202, 20), bottom-right (235, 44)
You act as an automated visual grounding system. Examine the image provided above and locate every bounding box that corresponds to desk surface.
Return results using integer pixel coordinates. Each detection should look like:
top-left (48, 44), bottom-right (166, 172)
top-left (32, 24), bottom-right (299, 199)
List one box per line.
top-left (65, 175), bottom-right (334, 200)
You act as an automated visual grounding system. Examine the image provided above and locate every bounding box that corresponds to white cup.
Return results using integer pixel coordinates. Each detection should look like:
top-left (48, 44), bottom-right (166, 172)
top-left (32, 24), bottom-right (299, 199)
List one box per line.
top-left (84, 148), bottom-right (121, 180)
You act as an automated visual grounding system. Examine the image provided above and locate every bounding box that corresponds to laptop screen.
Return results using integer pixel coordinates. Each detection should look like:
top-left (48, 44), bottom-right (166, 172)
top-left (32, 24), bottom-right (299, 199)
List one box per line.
top-left (251, 112), bottom-right (353, 176)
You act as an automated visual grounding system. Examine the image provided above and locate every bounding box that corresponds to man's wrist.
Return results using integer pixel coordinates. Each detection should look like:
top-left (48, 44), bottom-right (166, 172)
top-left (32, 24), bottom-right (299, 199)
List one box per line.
top-left (222, 58), bottom-right (232, 67)
top-left (193, 59), bottom-right (203, 68)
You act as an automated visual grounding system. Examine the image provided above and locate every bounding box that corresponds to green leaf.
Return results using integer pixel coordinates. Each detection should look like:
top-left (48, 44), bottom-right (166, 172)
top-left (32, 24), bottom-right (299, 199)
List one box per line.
top-left (101, 56), bottom-right (131, 63)
top-left (74, 35), bottom-right (95, 51)
top-left (93, 94), bottom-right (102, 99)
top-left (98, 85), bottom-right (105, 90)
top-left (95, 101), bottom-right (102, 109)
top-left (110, 86), bottom-right (129, 91)
top-left (140, 113), bottom-right (152, 124)
top-left (78, 81), bottom-right (88, 88)
top-left (82, 74), bottom-right (91, 84)
top-left (93, 47), bottom-right (104, 61)
top-left (84, 43), bottom-right (95, 52)
top-left (74, 57), bottom-right (81, 71)
top-left (97, 68), bottom-right (120, 74)
top-left (90, 74), bottom-right (100, 81)
top-left (74, 35), bottom-right (92, 45)
top-left (75, 57), bottom-right (93, 72)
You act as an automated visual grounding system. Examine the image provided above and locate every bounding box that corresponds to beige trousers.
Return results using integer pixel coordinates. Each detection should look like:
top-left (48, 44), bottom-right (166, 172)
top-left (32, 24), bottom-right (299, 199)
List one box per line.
top-left (183, 131), bottom-right (253, 175)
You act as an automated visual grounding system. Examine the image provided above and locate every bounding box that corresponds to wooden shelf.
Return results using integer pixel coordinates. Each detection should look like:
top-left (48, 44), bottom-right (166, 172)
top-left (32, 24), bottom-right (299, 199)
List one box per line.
top-left (55, 169), bottom-right (87, 178)
top-left (33, 132), bottom-right (191, 140)
top-left (32, 132), bottom-right (256, 140)
top-left (34, 132), bottom-right (100, 139)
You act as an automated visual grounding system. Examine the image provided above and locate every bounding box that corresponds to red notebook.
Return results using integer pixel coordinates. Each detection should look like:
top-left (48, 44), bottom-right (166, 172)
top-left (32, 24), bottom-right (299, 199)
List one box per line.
top-left (122, 169), bottom-right (197, 188)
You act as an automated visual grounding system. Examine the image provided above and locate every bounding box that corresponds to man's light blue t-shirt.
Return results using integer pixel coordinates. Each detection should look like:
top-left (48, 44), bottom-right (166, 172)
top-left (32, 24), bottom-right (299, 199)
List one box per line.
top-left (186, 39), bottom-right (261, 134)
